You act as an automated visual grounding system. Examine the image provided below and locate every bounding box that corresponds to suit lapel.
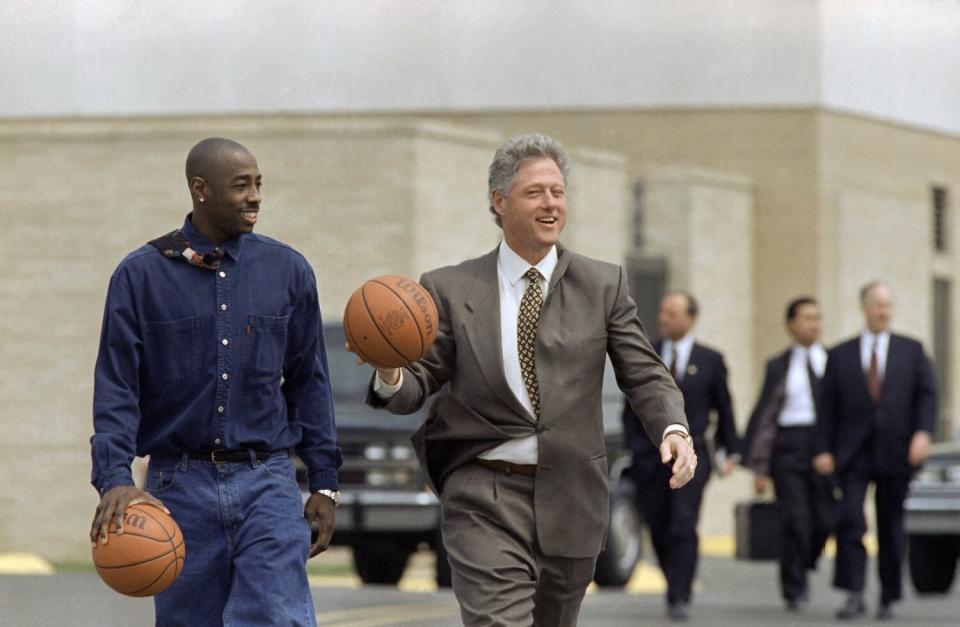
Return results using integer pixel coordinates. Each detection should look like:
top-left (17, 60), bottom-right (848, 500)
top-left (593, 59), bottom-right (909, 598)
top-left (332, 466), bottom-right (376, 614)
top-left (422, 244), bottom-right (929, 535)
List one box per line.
top-left (461, 247), bottom-right (535, 421)
top-left (679, 343), bottom-right (702, 389)
top-left (879, 334), bottom-right (900, 401)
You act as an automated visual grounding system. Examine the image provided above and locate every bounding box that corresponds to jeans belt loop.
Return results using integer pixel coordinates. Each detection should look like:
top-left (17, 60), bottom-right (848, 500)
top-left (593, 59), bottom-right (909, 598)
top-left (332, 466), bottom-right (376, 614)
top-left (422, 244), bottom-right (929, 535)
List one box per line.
top-left (179, 452), bottom-right (190, 471)
top-left (248, 448), bottom-right (259, 468)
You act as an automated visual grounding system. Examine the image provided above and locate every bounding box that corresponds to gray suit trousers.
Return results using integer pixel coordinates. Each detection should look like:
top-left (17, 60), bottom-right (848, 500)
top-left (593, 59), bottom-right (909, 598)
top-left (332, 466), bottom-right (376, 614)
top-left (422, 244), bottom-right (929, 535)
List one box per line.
top-left (441, 462), bottom-right (597, 627)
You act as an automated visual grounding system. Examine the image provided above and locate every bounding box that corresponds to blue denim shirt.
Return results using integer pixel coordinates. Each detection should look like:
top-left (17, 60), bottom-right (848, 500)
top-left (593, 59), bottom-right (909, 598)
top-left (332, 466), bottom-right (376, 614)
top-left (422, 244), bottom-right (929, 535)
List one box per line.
top-left (91, 215), bottom-right (341, 494)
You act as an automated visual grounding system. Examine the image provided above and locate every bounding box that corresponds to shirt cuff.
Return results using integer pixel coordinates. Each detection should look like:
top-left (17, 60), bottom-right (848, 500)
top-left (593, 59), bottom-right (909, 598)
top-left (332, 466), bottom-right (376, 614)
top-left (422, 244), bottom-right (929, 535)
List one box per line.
top-left (96, 470), bottom-right (135, 496)
top-left (307, 469), bottom-right (340, 493)
top-left (373, 369), bottom-right (403, 399)
top-left (662, 424), bottom-right (690, 441)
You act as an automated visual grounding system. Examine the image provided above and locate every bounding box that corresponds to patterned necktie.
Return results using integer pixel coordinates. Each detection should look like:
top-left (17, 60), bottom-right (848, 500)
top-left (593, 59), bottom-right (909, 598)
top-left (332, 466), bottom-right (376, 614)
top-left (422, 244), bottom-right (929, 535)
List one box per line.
top-left (866, 339), bottom-right (881, 404)
top-left (518, 268), bottom-right (544, 418)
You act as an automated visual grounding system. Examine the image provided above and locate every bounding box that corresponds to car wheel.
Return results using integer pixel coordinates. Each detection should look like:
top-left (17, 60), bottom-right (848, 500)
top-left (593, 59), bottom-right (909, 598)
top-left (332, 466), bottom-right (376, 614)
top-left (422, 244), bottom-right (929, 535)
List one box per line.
top-left (908, 534), bottom-right (959, 594)
top-left (434, 531), bottom-right (452, 588)
top-left (352, 539), bottom-right (410, 585)
top-left (594, 479), bottom-right (641, 587)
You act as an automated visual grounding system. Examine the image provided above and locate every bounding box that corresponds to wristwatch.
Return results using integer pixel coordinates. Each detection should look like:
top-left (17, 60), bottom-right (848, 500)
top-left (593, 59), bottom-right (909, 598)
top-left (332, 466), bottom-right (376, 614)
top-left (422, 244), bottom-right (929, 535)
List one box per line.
top-left (315, 489), bottom-right (341, 507)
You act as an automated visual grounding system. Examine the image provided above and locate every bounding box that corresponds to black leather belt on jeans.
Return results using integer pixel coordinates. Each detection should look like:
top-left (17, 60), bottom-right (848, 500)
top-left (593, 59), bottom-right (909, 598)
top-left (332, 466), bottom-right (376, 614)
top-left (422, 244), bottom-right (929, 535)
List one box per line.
top-left (475, 458), bottom-right (537, 477)
top-left (188, 449), bottom-right (278, 464)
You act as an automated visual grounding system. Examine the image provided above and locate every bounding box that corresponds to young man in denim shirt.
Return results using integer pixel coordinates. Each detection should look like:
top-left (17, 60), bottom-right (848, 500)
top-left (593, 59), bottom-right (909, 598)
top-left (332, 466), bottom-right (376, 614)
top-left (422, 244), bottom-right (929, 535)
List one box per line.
top-left (89, 138), bottom-right (341, 626)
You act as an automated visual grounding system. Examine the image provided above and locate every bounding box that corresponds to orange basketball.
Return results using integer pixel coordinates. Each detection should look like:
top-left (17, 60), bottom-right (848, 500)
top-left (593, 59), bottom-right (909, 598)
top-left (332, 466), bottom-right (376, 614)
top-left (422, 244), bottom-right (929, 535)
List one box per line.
top-left (91, 503), bottom-right (186, 597)
top-left (344, 275), bottom-right (439, 368)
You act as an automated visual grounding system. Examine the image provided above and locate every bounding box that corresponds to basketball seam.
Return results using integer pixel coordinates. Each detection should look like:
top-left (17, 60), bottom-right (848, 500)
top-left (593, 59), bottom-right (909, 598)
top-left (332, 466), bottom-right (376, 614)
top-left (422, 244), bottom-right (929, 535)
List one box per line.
top-left (134, 506), bottom-right (180, 567)
top-left (371, 279), bottom-right (427, 356)
top-left (131, 555), bottom-right (181, 596)
top-left (359, 285), bottom-right (411, 363)
top-left (343, 313), bottom-right (377, 367)
top-left (95, 540), bottom-right (185, 570)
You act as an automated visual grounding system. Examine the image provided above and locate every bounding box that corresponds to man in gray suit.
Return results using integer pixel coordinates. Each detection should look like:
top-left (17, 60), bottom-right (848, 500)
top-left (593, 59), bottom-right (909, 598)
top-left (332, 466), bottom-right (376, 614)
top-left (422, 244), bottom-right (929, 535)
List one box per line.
top-left (362, 133), bottom-right (695, 626)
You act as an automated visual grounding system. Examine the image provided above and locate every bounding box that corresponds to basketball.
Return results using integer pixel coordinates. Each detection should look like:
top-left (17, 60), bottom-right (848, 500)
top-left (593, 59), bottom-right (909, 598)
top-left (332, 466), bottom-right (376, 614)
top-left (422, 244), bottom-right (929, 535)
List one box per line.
top-left (344, 275), bottom-right (439, 368)
top-left (91, 503), bottom-right (186, 597)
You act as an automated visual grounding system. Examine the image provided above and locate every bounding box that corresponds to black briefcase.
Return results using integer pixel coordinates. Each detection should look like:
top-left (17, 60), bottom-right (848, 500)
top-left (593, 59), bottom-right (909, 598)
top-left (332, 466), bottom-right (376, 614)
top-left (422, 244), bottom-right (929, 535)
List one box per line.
top-left (734, 500), bottom-right (782, 561)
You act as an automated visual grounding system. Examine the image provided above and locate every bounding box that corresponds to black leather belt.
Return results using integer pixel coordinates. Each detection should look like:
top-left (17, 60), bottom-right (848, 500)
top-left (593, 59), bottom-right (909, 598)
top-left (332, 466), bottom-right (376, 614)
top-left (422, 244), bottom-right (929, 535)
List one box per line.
top-left (475, 458), bottom-right (537, 477)
top-left (188, 449), bottom-right (278, 464)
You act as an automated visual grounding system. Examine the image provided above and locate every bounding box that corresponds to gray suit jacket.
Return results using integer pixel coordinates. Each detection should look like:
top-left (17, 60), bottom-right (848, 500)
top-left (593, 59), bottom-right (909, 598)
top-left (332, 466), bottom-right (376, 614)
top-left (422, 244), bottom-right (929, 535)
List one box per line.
top-left (368, 245), bottom-right (686, 558)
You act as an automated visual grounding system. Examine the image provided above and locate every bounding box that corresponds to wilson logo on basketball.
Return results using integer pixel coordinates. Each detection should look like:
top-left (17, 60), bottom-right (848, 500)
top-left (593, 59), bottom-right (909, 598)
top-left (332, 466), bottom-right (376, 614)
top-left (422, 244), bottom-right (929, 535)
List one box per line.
top-left (395, 278), bottom-right (435, 337)
top-left (381, 310), bottom-right (407, 331)
top-left (124, 514), bottom-right (147, 530)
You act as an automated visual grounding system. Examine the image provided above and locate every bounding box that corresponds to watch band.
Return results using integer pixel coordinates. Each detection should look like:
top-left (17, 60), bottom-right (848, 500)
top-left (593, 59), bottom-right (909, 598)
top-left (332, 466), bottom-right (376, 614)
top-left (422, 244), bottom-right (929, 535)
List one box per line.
top-left (316, 489), bottom-right (340, 507)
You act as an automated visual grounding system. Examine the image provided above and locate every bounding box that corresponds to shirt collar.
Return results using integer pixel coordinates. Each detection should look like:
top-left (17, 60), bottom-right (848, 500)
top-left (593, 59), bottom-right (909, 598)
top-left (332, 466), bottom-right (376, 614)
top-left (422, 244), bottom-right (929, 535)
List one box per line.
top-left (181, 213), bottom-right (245, 261)
top-left (667, 334), bottom-right (695, 354)
top-left (498, 240), bottom-right (558, 287)
top-left (861, 329), bottom-right (891, 347)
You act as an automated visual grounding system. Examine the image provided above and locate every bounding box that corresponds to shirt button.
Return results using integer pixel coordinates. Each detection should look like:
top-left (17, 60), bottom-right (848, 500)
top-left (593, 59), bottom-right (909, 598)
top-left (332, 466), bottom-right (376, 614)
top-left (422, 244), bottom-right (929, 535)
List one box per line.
top-left (219, 271), bottom-right (226, 278)
top-left (220, 304), bottom-right (228, 311)
top-left (222, 338), bottom-right (229, 346)
top-left (217, 406), bottom-right (225, 413)
top-left (222, 372), bottom-right (229, 380)
top-left (214, 438), bottom-right (221, 445)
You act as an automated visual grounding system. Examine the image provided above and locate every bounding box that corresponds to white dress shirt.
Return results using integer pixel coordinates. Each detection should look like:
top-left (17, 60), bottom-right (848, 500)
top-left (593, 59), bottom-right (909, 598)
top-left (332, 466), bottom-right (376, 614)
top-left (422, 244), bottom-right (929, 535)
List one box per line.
top-left (661, 335), bottom-right (695, 382)
top-left (860, 330), bottom-right (891, 378)
top-left (777, 343), bottom-right (827, 427)
top-left (477, 241), bottom-right (558, 463)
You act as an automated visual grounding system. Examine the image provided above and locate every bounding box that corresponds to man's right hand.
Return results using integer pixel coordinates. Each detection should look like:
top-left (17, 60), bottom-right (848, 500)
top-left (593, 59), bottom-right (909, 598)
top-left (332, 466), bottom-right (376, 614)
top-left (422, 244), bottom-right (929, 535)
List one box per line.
top-left (90, 486), bottom-right (169, 545)
top-left (812, 452), bottom-right (835, 476)
top-left (753, 473), bottom-right (769, 495)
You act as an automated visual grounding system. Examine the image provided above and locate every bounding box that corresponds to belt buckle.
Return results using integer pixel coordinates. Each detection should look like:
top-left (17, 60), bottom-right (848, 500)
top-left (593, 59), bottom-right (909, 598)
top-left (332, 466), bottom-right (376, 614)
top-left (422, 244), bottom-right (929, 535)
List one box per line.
top-left (210, 449), bottom-right (227, 464)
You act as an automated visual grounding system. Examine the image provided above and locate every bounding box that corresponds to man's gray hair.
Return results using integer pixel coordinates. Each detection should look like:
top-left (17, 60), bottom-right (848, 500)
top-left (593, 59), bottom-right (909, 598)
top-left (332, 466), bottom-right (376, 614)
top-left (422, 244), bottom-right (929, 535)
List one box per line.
top-left (488, 133), bottom-right (571, 227)
top-left (860, 280), bottom-right (892, 303)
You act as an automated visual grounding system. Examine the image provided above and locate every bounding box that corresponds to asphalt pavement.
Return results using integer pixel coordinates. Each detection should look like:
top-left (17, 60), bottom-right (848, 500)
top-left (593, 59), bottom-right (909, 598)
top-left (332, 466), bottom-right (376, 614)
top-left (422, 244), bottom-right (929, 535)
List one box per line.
top-left (2, 554), bottom-right (958, 626)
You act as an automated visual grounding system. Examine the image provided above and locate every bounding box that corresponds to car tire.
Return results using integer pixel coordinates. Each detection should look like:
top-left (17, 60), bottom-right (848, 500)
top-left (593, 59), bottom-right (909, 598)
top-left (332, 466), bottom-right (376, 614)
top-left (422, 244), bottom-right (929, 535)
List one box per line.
top-left (434, 531), bottom-right (452, 588)
top-left (353, 539), bottom-right (410, 585)
top-left (908, 534), bottom-right (959, 594)
top-left (594, 478), bottom-right (642, 588)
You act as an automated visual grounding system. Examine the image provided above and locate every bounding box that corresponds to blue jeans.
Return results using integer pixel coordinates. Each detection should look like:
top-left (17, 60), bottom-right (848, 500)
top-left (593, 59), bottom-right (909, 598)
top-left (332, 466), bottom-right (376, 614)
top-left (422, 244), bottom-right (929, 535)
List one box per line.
top-left (147, 452), bottom-right (315, 626)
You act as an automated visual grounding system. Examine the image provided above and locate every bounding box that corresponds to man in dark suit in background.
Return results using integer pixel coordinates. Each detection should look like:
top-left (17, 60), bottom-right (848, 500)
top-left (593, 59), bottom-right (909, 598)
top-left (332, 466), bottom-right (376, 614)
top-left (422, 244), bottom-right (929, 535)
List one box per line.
top-left (623, 291), bottom-right (740, 621)
top-left (742, 297), bottom-right (834, 611)
top-left (813, 281), bottom-right (937, 620)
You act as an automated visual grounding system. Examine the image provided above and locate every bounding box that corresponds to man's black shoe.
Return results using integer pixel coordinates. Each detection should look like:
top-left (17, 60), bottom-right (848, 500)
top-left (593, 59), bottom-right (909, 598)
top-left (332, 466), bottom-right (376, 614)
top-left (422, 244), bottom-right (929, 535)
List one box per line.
top-left (836, 593), bottom-right (866, 619)
top-left (877, 601), bottom-right (894, 620)
top-left (667, 602), bottom-right (689, 622)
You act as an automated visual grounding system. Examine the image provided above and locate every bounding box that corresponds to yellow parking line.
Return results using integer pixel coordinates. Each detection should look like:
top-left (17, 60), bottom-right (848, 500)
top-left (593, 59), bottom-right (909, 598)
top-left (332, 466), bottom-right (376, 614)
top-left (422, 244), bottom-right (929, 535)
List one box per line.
top-left (0, 553), bottom-right (55, 575)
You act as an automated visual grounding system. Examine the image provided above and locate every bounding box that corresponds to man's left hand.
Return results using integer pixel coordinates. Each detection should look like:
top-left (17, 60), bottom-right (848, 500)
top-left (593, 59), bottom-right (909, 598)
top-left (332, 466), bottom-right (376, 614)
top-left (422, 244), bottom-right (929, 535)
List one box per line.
top-left (661, 433), bottom-right (697, 490)
top-left (908, 431), bottom-right (933, 468)
top-left (304, 493), bottom-right (336, 558)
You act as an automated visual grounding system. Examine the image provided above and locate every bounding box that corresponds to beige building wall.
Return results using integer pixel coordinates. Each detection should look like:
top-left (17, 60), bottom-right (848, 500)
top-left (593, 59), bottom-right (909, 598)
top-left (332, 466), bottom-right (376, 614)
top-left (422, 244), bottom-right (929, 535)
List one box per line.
top-left (0, 116), bottom-right (628, 561)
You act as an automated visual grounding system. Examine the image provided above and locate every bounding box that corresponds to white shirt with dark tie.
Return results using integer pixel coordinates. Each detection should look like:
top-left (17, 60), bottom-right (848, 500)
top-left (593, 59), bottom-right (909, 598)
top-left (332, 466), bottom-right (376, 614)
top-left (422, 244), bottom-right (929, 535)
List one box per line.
top-left (661, 335), bottom-right (695, 382)
top-left (860, 330), bottom-right (891, 378)
top-left (777, 343), bottom-right (827, 427)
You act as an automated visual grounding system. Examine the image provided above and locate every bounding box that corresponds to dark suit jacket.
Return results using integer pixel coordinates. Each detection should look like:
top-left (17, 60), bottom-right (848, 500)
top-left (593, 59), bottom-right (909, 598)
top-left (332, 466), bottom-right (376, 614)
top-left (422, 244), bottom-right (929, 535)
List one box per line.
top-left (623, 339), bottom-right (740, 474)
top-left (742, 348), bottom-right (819, 475)
top-left (367, 245), bottom-right (687, 558)
top-left (814, 333), bottom-right (937, 476)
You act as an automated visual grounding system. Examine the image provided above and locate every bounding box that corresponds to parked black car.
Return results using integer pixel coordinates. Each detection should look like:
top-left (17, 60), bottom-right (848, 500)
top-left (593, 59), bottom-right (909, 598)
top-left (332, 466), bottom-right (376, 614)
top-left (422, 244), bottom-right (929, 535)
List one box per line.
top-left (905, 441), bottom-right (960, 594)
top-left (298, 325), bottom-right (642, 587)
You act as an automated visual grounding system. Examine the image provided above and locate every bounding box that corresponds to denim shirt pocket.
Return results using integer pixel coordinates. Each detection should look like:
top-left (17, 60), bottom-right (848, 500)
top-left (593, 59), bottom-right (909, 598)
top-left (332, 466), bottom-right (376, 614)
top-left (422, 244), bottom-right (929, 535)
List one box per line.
top-left (142, 316), bottom-right (203, 390)
top-left (245, 314), bottom-right (291, 374)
